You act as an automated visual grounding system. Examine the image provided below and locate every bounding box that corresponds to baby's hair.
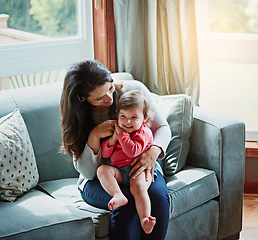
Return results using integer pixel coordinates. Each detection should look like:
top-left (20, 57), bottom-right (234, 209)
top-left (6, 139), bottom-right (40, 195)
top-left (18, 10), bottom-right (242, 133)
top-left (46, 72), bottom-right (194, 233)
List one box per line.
top-left (117, 90), bottom-right (154, 125)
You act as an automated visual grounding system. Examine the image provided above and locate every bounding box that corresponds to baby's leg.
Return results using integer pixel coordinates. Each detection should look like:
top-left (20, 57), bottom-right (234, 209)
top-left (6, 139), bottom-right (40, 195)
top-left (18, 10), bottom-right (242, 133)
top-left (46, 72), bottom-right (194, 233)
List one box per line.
top-left (130, 171), bottom-right (156, 234)
top-left (97, 165), bottom-right (128, 210)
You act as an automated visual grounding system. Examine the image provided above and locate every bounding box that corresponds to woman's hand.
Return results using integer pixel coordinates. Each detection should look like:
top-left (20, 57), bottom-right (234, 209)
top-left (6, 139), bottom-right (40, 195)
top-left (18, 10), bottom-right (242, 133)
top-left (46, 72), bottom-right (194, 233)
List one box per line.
top-left (88, 120), bottom-right (117, 154)
top-left (129, 145), bottom-right (162, 182)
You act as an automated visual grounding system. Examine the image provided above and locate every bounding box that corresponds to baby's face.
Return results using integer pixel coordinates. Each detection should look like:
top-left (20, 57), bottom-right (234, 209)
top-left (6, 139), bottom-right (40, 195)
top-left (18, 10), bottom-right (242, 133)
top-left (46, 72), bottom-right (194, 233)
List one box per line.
top-left (118, 107), bottom-right (145, 133)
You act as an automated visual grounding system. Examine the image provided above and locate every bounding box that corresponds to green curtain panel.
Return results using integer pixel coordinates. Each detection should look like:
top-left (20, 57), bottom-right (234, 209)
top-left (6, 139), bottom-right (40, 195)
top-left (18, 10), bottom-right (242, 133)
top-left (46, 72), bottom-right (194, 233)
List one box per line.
top-left (113, 0), bottom-right (200, 105)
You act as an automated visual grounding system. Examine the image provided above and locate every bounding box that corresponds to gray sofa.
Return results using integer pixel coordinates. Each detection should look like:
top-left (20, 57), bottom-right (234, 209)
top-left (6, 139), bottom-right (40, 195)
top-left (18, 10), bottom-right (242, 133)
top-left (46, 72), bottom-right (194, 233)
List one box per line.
top-left (0, 73), bottom-right (245, 240)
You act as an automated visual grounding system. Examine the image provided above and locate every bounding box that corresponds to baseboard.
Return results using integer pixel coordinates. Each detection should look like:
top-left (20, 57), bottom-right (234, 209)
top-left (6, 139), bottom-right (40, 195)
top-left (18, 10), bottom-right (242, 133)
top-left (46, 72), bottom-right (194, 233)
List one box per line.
top-left (244, 180), bottom-right (258, 194)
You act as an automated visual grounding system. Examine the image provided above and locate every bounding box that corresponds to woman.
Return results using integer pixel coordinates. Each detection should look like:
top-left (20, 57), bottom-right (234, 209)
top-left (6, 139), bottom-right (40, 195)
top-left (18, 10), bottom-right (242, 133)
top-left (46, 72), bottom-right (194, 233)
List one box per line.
top-left (60, 60), bottom-right (171, 240)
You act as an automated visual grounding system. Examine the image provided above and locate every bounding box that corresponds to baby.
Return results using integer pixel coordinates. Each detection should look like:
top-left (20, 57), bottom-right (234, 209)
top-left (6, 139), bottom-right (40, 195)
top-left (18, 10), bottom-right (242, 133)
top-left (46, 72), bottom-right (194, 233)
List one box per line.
top-left (97, 90), bottom-right (156, 234)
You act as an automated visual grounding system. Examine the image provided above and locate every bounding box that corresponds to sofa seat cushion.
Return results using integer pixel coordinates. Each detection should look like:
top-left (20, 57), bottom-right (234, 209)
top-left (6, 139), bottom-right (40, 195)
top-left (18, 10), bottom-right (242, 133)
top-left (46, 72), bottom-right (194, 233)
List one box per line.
top-left (0, 189), bottom-right (95, 240)
top-left (39, 168), bottom-right (219, 238)
top-left (39, 178), bottom-right (110, 239)
top-left (166, 165), bottom-right (219, 219)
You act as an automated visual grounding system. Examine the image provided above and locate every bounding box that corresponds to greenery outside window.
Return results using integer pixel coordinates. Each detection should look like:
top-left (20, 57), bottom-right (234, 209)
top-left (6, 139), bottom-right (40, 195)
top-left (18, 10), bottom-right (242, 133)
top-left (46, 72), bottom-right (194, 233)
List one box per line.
top-left (0, 0), bottom-right (93, 78)
top-left (196, 0), bottom-right (258, 141)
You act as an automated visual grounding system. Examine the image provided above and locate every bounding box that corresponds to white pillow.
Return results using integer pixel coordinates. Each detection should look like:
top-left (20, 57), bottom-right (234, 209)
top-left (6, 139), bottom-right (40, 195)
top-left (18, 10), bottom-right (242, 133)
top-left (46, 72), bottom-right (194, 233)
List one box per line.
top-left (0, 109), bottom-right (39, 202)
top-left (155, 94), bottom-right (193, 176)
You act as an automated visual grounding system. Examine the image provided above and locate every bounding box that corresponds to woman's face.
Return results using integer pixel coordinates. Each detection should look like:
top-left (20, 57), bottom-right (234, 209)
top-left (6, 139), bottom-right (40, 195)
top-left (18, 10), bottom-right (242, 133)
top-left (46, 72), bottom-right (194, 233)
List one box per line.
top-left (86, 81), bottom-right (115, 107)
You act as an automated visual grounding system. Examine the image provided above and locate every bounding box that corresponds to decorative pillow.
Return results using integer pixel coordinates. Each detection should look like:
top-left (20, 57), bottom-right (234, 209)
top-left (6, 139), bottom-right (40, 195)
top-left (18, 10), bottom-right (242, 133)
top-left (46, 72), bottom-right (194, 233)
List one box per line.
top-left (154, 94), bottom-right (193, 176)
top-left (0, 109), bottom-right (39, 202)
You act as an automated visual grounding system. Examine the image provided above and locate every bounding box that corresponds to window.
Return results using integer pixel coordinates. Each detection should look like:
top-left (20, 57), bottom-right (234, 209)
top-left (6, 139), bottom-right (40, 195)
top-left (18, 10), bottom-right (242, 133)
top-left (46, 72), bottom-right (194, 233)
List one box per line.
top-left (196, 0), bottom-right (258, 141)
top-left (0, 0), bottom-right (93, 78)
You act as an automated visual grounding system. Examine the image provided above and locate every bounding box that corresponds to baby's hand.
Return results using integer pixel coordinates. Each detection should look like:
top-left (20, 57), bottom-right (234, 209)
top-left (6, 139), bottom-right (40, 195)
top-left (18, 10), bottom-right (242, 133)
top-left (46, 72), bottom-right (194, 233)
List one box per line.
top-left (108, 130), bottom-right (117, 146)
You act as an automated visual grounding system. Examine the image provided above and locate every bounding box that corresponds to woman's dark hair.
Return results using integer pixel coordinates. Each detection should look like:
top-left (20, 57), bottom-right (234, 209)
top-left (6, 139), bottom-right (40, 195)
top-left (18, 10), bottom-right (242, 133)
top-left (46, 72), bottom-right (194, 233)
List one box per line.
top-left (60, 60), bottom-right (121, 159)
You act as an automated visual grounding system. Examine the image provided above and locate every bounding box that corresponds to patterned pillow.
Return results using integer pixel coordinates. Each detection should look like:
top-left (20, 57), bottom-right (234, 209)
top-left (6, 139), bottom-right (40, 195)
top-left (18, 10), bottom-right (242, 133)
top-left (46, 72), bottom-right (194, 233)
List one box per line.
top-left (0, 109), bottom-right (39, 202)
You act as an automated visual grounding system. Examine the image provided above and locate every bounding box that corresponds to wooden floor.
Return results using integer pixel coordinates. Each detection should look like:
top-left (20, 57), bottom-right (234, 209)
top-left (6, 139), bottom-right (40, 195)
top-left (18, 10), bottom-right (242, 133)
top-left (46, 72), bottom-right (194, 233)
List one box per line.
top-left (240, 194), bottom-right (258, 239)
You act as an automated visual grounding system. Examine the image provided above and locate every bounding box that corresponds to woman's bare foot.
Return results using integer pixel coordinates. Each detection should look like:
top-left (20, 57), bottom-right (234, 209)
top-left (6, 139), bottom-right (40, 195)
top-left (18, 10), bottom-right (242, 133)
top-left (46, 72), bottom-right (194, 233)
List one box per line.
top-left (108, 194), bottom-right (128, 210)
top-left (141, 216), bottom-right (156, 234)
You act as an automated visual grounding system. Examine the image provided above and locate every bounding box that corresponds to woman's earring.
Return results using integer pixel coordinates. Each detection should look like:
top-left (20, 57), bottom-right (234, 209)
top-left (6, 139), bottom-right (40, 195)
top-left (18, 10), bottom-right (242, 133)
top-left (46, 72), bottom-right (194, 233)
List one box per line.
top-left (78, 94), bottom-right (85, 102)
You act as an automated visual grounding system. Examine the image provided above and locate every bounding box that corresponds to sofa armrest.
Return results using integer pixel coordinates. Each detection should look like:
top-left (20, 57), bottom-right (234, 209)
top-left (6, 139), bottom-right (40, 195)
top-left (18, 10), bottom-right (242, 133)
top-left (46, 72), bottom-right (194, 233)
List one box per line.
top-left (187, 106), bottom-right (245, 239)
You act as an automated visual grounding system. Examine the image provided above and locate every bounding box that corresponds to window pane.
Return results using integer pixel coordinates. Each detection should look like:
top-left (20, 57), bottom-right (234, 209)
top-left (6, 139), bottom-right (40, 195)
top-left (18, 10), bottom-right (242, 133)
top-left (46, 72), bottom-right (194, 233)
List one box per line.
top-left (199, 63), bottom-right (258, 132)
top-left (197, 0), bottom-right (258, 139)
top-left (0, 0), bottom-right (78, 46)
top-left (200, 0), bottom-right (258, 34)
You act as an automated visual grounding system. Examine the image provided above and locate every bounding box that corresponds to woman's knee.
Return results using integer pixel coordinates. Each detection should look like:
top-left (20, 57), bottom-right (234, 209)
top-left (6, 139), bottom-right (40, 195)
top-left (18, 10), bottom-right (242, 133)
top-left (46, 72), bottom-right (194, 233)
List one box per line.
top-left (148, 172), bottom-right (170, 215)
top-left (82, 177), bottom-right (111, 210)
top-left (149, 172), bottom-right (169, 198)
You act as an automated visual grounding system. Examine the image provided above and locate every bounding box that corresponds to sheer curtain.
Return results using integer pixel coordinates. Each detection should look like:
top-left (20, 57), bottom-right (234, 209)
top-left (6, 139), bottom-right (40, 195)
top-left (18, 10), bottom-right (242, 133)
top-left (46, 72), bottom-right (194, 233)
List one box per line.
top-left (113, 0), bottom-right (200, 105)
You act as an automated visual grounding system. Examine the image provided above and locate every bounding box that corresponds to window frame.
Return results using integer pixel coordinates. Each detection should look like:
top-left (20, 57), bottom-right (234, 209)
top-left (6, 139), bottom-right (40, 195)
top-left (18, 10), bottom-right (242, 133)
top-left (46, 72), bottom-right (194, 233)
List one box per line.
top-left (198, 33), bottom-right (258, 63)
top-left (0, 0), bottom-right (94, 78)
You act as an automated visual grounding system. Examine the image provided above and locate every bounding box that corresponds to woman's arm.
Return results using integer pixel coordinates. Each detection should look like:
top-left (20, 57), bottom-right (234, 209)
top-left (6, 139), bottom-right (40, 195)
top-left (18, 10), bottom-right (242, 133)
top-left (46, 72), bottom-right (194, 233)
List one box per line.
top-left (88, 120), bottom-right (117, 154)
top-left (73, 143), bottom-right (102, 180)
top-left (73, 120), bottom-right (117, 180)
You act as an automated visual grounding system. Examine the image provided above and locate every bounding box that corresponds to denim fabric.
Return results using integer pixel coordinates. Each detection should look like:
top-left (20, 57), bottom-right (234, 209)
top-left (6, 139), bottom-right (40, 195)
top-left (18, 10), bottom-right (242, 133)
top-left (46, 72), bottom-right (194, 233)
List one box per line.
top-left (80, 171), bottom-right (169, 240)
top-left (108, 163), bottom-right (158, 186)
top-left (114, 165), bottom-right (134, 186)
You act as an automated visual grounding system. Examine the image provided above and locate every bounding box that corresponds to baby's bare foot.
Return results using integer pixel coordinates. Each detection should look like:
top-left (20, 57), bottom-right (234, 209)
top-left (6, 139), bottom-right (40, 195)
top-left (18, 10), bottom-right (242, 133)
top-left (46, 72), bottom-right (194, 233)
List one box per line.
top-left (141, 216), bottom-right (156, 234)
top-left (108, 194), bottom-right (128, 210)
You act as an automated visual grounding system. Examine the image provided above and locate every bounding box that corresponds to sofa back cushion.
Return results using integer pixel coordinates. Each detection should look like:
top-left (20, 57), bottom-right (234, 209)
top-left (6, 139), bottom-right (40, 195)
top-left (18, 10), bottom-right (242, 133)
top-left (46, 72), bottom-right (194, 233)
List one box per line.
top-left (0, 83), bottom-right (78, 183)
top-left (154, 94), bottom-right (193, 176)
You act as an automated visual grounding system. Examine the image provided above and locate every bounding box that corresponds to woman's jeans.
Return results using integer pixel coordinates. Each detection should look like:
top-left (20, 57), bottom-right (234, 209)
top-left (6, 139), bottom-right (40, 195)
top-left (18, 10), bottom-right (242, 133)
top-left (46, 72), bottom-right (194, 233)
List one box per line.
top-left (80, 171), bottom-right (169, 240)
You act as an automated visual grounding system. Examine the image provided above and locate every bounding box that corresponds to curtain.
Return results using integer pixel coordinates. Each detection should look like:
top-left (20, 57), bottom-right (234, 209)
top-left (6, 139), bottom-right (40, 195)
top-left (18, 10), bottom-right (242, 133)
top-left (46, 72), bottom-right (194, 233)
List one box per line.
top-left (113, 0), bottom-right (200, 105)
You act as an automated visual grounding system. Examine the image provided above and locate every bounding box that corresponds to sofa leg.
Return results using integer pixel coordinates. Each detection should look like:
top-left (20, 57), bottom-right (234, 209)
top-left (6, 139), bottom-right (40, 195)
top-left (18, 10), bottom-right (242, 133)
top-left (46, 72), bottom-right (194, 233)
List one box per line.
top-left (221, 233), bottom-right (240, 240)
